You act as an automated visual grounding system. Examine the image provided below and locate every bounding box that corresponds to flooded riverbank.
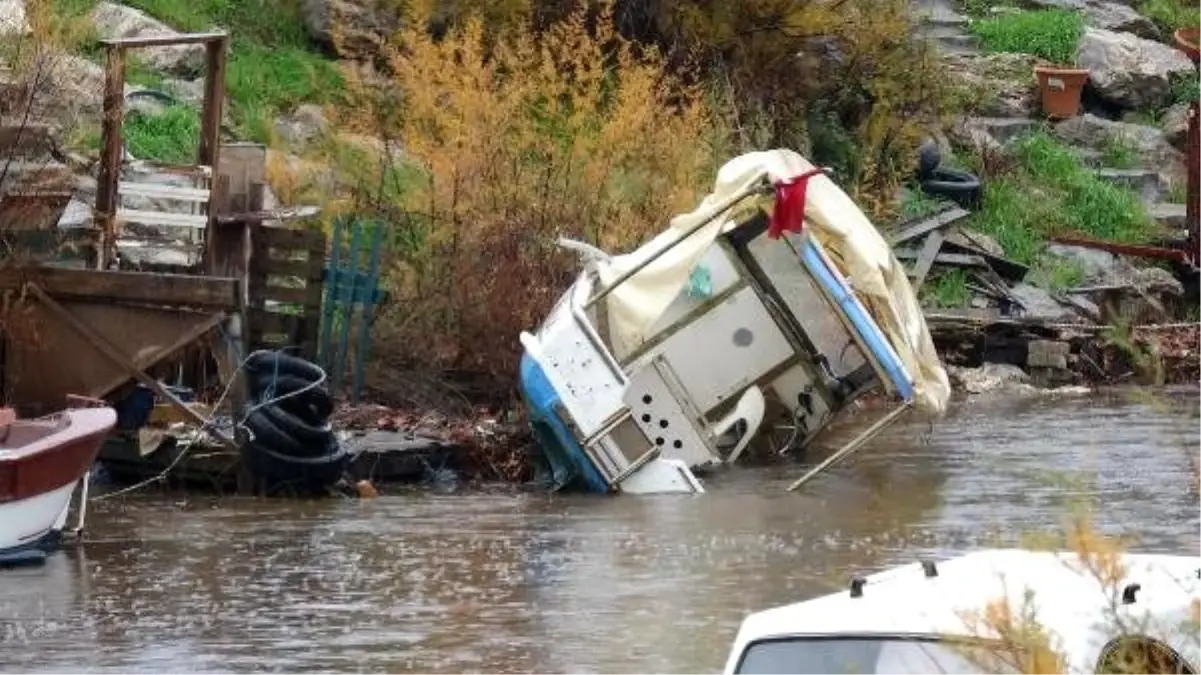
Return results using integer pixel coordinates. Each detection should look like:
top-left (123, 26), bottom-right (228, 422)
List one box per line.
top-left (2, 389), bottom-right (1197, 673)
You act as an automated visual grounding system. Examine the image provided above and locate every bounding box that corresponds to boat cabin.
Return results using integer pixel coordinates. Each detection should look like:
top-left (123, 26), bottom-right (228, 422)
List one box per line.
top-left (519, 150), bottom-right (948, 494)
top-left (723, 549), bottom-right (1201, 674)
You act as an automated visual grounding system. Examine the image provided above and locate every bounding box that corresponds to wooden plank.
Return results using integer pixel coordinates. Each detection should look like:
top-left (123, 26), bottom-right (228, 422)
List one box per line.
top-left (118, 181), bottom-right (212, 202)
top-left (127, 161), bottom-right (213, 178)
top-left (27, 283), bottom-right (236, 449)
top-left (893, 250), bottom-right (987, 268)
top-left (250, 308), bottom-right (300, 335)
top-left (88, 310), bottom-right (227, 398)
top-left (101, 32), bottom-right (228, 48)
top-left (0, 266), bottom-right (239, 308)
top-left (260, 257), bottom-right (311, 277)
top-left (941, 240), bottom-right (1029, 282)
top-left (214, 205), bottom-right (321, 225)
top-left (263, 284), bottom-right (309, 305)
top-left (888, 207), bottom-right (970, 246)
top-left (115, 208), bottom-right (209, 229)
top-left (908, 229), bottom-right (946, 290)
top-left (259, 225), bottom-right (325, 251)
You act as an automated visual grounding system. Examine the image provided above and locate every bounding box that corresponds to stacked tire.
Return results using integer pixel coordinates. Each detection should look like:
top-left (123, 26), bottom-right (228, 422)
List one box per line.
top-left (239, 350), bottom-right (349, 496)
top-left (916, 137), bottom-right (983, 211)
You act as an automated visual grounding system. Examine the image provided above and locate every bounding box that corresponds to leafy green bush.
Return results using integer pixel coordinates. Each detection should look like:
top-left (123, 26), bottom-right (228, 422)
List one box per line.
top-left (969, 9), bottom-right (1085, 65)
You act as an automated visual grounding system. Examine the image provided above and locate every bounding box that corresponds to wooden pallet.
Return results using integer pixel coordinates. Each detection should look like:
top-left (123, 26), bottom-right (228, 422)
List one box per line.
top-left (247, 225), bottom-right (326, 360)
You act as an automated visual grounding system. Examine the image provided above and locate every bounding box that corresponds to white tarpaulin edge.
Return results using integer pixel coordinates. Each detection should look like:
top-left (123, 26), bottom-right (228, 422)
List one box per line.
top-left (594, 149), bottom-right (951, 415)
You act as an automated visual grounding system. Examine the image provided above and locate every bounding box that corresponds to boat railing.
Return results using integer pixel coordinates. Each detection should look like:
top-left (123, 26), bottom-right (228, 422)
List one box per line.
top-left (581, 179), bottom-right (773, 311)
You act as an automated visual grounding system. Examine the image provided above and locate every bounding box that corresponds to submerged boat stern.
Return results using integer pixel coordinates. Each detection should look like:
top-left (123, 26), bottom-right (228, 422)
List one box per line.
top-left (518, 351), bottom-right (609, 493)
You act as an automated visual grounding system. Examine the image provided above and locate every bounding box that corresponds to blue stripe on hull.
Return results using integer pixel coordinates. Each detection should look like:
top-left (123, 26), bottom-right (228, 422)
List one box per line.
top-left (519, 353), bottom-right (610, 494)
top-left (799, 237), bottom-right (916, 402)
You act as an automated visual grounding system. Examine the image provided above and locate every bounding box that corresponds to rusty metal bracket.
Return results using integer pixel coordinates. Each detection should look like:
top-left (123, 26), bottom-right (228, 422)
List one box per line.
top-left (26, 282), bottom-right (236, 449)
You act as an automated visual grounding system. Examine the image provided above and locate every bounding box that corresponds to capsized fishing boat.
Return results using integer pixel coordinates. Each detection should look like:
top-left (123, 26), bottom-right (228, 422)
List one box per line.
top-left (0, 404), bottom-right (116, 565)
top-left (723, 549), bottom-right (1201, 674)
top-left (518, 149), bottom-right (950, 494)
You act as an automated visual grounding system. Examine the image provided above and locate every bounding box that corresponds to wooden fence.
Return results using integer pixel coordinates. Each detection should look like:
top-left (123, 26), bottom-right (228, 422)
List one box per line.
top-left (247, 225), bottom-right (326, 360)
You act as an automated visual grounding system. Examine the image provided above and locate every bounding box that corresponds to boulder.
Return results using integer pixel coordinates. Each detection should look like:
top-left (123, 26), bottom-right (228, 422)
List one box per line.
top-left (1160, 102), bottom-right (1191, 152)
top-left (0, 0), bottom-right (29, 35)
top-left (944, 51), bottom-right (1040, 118)
top-left (1053, 113), bottom-right (1183, 174)
top-left (89, 2), bottom-right (205, 75)
top-left (301, 0), bottom-right (402, 59)
top-left (1076, 28), bottom-right (1194, 110)
top-left (1019, 0), bottom-right (1159, 39)
top-left (274, 103), bottom-right (328, 146)
top-left (947, 362), bottom-right (1034, 395)
top-left (1010, 282), bottom-right (1083, 322)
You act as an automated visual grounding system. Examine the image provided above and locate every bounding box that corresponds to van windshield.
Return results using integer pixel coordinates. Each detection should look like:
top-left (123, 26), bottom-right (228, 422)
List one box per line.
top-left (734, 636), bottom-right (1023, 674)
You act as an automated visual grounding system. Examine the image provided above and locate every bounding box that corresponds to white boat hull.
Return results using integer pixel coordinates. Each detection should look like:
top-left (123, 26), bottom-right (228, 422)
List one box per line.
top-left (0, 480), bottom-right (77, 554)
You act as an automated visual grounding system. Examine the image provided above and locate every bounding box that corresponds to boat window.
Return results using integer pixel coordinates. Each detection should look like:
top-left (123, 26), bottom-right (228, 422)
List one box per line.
top-left (1095, 636), bottom-right (1196, 674)
top-left (734, 636), bottom-right (1024, 674)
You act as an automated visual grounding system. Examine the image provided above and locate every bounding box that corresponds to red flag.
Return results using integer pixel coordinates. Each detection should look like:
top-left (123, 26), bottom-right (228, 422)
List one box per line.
top-left (767, 168), bottom-right (824, 240)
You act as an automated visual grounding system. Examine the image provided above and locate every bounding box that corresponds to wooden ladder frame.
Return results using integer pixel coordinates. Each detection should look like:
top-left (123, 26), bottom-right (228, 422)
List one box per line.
top-left (92, 32), bottom-right (229, 270)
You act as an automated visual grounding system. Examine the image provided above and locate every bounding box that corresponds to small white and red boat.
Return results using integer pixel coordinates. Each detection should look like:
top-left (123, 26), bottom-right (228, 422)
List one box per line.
top-left (0, 404), bottom-right (115, 565)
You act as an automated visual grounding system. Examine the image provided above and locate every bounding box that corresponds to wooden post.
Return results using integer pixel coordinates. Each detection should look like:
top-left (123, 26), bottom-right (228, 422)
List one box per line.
top-left (200, 36), bottom-right (228, 260)
top-left (93, 45), bottom-right (126, 270)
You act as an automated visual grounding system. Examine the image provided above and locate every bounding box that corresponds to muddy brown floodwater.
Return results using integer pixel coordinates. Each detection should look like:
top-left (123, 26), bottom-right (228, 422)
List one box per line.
top-left (1, 389), bottom-right (1198, 673)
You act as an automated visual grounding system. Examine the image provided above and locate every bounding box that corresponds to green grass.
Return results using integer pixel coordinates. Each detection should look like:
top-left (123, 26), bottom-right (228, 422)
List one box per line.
top-left (1030, 256), bottom-right (1086, 291)
top-left (922, 268), bottom-right (973, 308)
top-left (1172, 73), bottom-right (1200, 106)
top-left (969, 9), bottom-right (1085, 65)
top-left (1100, 134), bottom-right (1139, 170)
top-left (125, 105), bottom-right (200, 163)
top-left (963, 131), bottom-right (1157, 269)
top-left (1139, 0), bottom-right (1200, 31)
top-left (48, 0), bottom-right (342, 144)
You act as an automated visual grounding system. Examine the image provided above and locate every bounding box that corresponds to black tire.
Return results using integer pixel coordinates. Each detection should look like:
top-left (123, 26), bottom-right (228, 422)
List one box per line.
top-left (917, 137), bottom-right (941, 181)
top-left (245, 350), bottom-right (327, 385)
top-left (919, 167), bottom-right (982, 210)
top-left (258, 402), bottom-right (333, 445)
top-left (274, 394), bottom-right (331, 427)
top-left (242, 407), bottom-right (335, 458)
top-left (249, 373), bottom-right (333, 416)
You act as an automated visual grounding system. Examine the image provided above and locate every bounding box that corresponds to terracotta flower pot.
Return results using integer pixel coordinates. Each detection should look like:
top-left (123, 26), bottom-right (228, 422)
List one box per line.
top-left (1174, 27), bottom-right (1199, 64)
top-left (1034, 65), bottom-right (1089, 120)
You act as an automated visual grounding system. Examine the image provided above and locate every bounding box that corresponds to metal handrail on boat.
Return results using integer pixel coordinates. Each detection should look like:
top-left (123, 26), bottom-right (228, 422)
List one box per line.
top-left (582, 179), bottom-right (772, 310)
top-left (567, 179), bottom-right (773, 386)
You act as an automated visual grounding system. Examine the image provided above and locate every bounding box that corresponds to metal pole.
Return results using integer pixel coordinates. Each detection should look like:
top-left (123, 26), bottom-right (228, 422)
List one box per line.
top-left (583, 181), bottom-right (770, 310)
top-left (786, 401), bottom-right (913, 492)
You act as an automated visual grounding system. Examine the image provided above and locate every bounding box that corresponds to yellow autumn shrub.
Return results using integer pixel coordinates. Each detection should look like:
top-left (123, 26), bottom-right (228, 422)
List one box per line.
top-left (331, 1), bottom-right (719, 388)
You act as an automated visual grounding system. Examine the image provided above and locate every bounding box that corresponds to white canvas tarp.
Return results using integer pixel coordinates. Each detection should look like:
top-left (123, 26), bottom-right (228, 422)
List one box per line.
top-left (593, 149), bottom-right (951, 414)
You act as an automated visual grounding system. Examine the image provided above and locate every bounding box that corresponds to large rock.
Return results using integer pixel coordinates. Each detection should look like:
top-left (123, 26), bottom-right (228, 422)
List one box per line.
top-left (1053, 113), bottom-right (1183, 175)
top-left (89, 2), bottom-right (205, 75)
top-left (1160, 102), bottom-right (1191, 152)
top-left (301, 0), bottom-right (401, 59)
top-left (947, 362), bottom-right (1034, 395)
top-left (1010, 282), bottom-right (1082, 322)
top-left (12, 51), bottom-right (116, 122)
top-left (274, 103), bottom-right (328, 145)
top-left (1076, 28), bottom-right (1194, 110)
top-left (0, 0), bottom-right (29, 35)
top-left (944, 52), bottom-right (1040, 118)
top-left (1019, 0), bottom-right (1159, 39)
